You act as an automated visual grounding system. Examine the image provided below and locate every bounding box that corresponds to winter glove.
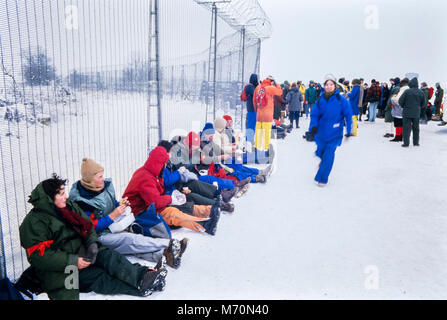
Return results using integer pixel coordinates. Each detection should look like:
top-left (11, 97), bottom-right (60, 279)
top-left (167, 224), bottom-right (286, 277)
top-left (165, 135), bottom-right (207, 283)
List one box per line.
top-left (180, 170), bottom-right (198, 183)
top-left (86, 242), bottom-right (99, 264)
top-left (170, 189), bottom-right (187, 206)
top-left (177, 166), bottom-right (187, 175)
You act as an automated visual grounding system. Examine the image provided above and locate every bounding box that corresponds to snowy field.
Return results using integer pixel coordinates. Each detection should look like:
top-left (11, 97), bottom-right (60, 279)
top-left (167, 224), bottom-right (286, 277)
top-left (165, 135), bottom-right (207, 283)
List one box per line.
top-left (33, 116), bottom-right (447, 300)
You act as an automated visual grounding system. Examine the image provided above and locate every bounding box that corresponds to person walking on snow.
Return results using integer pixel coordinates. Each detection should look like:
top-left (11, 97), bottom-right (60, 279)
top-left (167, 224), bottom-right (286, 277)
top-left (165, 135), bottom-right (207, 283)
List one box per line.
top-left (307, 75), bottom-right (353, 187)
top-left (399, 77), bottom-right (425, 147)
top-left (241, 74), bottom-right (259, 145)
top-left (347, 79), bottom-right (361, 136)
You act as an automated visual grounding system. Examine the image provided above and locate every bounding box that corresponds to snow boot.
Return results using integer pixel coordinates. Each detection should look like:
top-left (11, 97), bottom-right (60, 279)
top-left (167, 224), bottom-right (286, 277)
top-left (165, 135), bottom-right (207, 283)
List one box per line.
top-left (259, 164), bottom-right (273, 177)
top-left (221, 202), bottom-right (235, 213)
top-left (139, 266), bottom-right (167, 296)
top-left (221, 188), bottom-right (237, 203)
top-left (234, 177), bottom-right (251, 189)
top-left (199, 203), bottom-right (221, 235)
top-left (163, 239), bottom-right (182, 269)
top-left (255, 174), bottom-right (267, 183)
top-left (235, 184), bottom-right (250, 198)
top-left (179, 238), bottom-right (189, 257)
top-left (390, 135), bottom-right (402, 142)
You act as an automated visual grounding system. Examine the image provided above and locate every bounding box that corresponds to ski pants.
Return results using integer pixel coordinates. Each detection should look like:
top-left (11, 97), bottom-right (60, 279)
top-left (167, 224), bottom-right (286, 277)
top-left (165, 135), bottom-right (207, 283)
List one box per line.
top-left (255, 121), bottom-right (272, 151)
top-left (98, 232), bottom-right (169, 263)
top-left (198, 175), bottom-right (235, 191)
top-left (225, 164), bottom-right (259, 183)
top-left (314, 138), bottom-right (341, 184)
top-left (246, 112), bottom-right (257, 143)
top-left (403, 117), bottom-right (420, 146)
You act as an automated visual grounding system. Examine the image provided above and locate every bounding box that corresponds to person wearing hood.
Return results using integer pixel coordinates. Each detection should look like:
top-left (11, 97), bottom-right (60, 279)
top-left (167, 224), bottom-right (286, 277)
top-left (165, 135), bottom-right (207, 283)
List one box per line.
top-left (390, 78), bottom-right (410, 142)
top-left (19, 174), bottom-right (168, 300)
top-left (305, 81), bottom-right (318, 119)
top-left (384, 77), bottom-right (400, 138)
top-left (434, 83), bottom-right (444, 116)
top-left (123, 146), bottom-right (221, 235)
top-left (398, 77), bottom-right (425, 147)
top-left (241, 74), bottom-right (259, 144)
top-left (69, 158), bottom-right (187, 269)
top-left (347, 79), bottom-right (361, 136)
top-left (420, 82), bottom-right (429, 124)
top-left (308, 75), bottom-right (353, 186)
top-left (253, 76), bottom-right (282, 162)
top-left (286, 83), bottom-right (303, 128)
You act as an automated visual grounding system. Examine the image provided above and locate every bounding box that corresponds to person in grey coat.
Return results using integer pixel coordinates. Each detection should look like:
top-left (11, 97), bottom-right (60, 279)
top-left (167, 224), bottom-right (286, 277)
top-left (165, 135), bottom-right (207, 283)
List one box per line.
top-left (398, 77), bottom-right (425, 147)
top-left (286, 82), bottom-right (303, 128)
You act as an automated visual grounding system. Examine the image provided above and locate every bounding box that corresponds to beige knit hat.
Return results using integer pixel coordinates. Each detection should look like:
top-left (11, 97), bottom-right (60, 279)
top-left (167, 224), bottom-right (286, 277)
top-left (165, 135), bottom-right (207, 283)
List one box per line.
top-left (80, 158), bottom-right (104, 191)
top-left (214, 118), bottom-right (227, 132)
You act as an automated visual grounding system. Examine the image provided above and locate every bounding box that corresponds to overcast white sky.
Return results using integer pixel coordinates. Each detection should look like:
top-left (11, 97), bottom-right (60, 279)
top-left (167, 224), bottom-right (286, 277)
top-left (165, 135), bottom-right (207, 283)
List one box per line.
top-left (258, 0), bottom-right (447, 86)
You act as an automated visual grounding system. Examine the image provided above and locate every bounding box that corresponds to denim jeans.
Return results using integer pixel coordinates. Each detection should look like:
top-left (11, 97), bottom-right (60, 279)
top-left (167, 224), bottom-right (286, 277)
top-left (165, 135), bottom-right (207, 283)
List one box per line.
top-left (368, 102), bottom-right (379, 121)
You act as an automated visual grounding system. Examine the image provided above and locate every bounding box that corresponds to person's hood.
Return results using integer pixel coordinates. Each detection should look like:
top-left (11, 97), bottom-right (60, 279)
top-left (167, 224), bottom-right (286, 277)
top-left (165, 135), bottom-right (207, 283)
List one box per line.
top-left (28, 182), bottom-right (58, 216)
top-left (409, 77), bottom-right (419, 89)
top-left (249, 74), bottom-right (259, 86)
top-left (290, 87), bottom-right (299, 93)
top-left (436, 83), bottom-right (442, 89)
top-left (261, 79), bottom-right (272, 86)
top-left (394, 77), bottom-right (401, 86)
top-left (144, 146), bottom-right (169, 178)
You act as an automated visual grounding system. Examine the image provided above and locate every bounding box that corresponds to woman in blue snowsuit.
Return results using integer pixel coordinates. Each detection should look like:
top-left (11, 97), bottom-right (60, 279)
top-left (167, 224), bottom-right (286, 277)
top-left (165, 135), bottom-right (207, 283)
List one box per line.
top-left (308, 77), bottom-right (353, 186)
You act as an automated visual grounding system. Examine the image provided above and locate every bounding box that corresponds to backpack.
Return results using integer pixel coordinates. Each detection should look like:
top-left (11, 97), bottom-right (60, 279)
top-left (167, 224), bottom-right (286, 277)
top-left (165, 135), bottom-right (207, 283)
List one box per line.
top-left (130, 203), bottom-right (172, 239)
top-left (255, 86), bottom-right (268, 109)
top-left (428, 87), bottom-right (434, 99)
top-left (240, 85), bottom-right (248, 102)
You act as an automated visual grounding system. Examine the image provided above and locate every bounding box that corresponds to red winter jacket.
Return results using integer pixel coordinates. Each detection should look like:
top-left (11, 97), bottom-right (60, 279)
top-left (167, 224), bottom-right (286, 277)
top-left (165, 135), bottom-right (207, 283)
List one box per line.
top-left (123, 146), bottom-right (172, 216)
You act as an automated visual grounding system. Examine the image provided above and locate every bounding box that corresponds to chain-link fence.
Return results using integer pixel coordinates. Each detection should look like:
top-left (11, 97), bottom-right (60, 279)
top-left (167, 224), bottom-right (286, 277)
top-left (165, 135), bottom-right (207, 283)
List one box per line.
top-left (0, 0), bottom-right (270, 282)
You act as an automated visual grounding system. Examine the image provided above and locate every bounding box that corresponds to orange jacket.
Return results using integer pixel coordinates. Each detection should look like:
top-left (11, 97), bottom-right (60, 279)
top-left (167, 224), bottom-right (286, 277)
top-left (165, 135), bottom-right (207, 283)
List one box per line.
top-left (253, 79), bottom-right (283, 122)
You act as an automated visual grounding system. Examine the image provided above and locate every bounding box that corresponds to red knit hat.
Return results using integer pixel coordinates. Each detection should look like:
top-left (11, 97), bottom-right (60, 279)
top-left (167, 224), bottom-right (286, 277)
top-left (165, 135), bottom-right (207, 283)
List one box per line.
top-left (185, 131), bottom-right (200, 147)
top-left (223, 115), bottom-right (233, 122)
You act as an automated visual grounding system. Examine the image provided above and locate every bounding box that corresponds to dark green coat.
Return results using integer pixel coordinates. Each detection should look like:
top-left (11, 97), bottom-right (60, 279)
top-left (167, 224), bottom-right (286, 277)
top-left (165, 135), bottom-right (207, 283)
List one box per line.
top-left (19, 182), bottom-right (99, 300)
top-left (385, 86), bottom-right (400, 122)
top-left (399, 78), bottom-right (425, 119)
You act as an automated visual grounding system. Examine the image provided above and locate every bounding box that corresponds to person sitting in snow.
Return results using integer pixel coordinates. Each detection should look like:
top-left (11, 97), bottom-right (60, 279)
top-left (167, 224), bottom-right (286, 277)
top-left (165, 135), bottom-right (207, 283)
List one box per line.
top-left (68, 158), bottom-right (188, 269)
top-left (19, 173), bottom-right (167, 300)
top-left (158, 140), bottom-right (235, 213)
top-left (123, 145), bottom-right (221, 235)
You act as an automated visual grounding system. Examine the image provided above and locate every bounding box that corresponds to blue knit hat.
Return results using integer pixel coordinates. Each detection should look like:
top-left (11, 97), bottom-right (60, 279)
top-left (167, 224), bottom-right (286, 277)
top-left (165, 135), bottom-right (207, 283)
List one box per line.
top-left (202, 122), bottom-right (215, 135)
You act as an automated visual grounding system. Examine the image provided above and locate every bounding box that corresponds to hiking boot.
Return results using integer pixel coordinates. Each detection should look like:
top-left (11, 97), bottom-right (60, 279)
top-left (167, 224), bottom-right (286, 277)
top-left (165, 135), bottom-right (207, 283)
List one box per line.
top-left (179, 238), bottom-right (189, 257)
top-left (163, 239), bottom-right (182, 269)
top-left (221, 188), bottom-right (237, 203)
top-left (139, 267), bottom-right (167, 296)
top-left (221, 202), bottom-right (234, 213)
top-left (234, 177), bottom-right (250, 188)
top-left (199, 204), bottom-right (221, 235)
top-left (259, 164), bottom-right (273, 177)
top-left (255, 174), bottom-right (267, 183)
top-left (390, 135), bottom-right (402, 142)
top-left (154, 255), bottom-right (167, 272)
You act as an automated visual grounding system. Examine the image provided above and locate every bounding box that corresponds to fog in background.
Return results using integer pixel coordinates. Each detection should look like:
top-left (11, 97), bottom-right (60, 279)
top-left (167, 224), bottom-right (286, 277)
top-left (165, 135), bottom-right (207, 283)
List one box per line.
top-left (258, 0), bottom-right (447, 87)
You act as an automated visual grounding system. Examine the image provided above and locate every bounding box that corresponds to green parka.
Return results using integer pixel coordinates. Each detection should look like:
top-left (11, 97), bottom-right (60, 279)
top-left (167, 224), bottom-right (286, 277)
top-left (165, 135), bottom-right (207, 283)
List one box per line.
top-left (19, 182), bottom-right (99, 300)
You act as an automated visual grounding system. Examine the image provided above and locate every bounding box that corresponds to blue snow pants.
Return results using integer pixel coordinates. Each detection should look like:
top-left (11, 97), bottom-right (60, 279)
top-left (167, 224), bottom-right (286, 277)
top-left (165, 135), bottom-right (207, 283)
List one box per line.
top-left (246, 111), bottom-right (257, 143)
top-left (314, 138), bottom-right (341, 184)
top-left (198, 175), bottom-right (235, 191)
top-left (225, 164), bottom-right (259, 183)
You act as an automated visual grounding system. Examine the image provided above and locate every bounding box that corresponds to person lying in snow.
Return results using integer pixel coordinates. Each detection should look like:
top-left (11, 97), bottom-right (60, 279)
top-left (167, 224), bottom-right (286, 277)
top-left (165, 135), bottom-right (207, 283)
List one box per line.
top-left (19, 174), bottom-right (167, 300)
top-left (69, 158), bottom-right (188, 269)
top-left (123, 145), bottom-right (221, 235)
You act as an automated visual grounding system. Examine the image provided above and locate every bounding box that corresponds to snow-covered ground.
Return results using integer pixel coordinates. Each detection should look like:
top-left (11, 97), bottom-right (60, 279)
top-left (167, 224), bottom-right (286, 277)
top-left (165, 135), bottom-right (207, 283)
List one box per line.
top-left (49, 116), bottom-right (447, 300)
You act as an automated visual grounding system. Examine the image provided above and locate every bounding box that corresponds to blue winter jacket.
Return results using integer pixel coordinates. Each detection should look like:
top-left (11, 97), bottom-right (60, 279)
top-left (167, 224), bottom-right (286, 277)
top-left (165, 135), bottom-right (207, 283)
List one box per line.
top-left (347, 85), bottom-right (360, 116)
top-left (309, 90), bottom-right (353, 143)
top-left (244, 74), bottom-right (259, 113)
top-left (163, 168), bottom-right (181, 196)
